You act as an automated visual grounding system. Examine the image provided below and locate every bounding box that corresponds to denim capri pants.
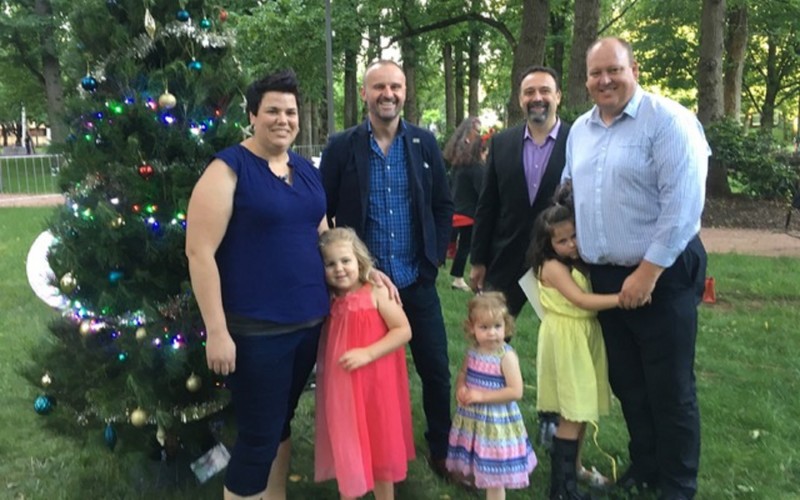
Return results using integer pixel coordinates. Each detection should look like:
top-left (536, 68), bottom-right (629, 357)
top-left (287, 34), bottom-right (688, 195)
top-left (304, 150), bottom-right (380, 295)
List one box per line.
top-left (223, 323), bottom-right (321, 496)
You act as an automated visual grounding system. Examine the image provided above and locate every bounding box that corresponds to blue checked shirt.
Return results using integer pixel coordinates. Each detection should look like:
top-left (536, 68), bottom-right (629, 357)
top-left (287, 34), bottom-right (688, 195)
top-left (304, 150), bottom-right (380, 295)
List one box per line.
top-left (563, 86), bottom-right (709, 268)
top-left (364, 121), bottom-right (418, 287)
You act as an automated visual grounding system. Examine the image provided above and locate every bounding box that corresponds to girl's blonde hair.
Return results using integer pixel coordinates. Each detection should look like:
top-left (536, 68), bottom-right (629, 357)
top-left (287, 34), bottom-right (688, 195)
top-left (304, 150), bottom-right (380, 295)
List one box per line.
top-left (318, 227), bottom-right (375, 284)
top-left (462, 292), bottom-right (516, 346)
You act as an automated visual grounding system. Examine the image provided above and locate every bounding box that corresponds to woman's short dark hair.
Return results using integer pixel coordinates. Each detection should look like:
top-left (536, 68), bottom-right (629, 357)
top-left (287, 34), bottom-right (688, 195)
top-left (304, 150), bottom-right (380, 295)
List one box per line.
top-left (245, 70), bottom-right (300, 116)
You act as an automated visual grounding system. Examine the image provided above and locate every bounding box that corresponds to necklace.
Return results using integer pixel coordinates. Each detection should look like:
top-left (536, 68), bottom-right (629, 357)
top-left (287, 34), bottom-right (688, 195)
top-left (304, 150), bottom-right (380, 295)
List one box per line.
top-left (277, 172), bottom-right (291, 184)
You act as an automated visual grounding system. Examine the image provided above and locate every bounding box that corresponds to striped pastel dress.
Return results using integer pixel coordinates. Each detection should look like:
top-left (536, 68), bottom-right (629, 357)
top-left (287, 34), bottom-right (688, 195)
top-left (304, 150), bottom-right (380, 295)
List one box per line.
top-left (445, 343), bottom-right (537, 488)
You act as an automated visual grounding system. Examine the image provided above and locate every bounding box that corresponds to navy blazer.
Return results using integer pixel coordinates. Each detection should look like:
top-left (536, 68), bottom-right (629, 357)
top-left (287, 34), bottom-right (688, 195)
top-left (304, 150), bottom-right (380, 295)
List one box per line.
top-left (320, 120), bottom-right (454, 283)
top-left (470, 121), bottom-right (571, 290)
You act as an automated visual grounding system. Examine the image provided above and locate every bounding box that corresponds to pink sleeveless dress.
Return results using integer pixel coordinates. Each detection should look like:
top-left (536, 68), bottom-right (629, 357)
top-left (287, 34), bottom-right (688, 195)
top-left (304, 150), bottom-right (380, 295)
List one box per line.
top-left (314, 283), bottom-right (415, 497)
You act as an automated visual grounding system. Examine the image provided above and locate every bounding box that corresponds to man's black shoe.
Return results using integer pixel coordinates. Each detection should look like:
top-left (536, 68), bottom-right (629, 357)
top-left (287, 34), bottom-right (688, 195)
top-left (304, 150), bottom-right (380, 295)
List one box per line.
top-left (616, 467), bottom-right (658, 495)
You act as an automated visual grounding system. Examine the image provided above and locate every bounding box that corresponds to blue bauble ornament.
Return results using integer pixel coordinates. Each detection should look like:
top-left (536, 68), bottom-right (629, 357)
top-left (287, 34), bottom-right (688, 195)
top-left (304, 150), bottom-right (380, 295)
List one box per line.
top-left (200, 18), bottom-right (212, 30)
top-left (104, 423), bottom-right (118, 450)
top-left (176, 9), bottom-right (190, 22)
top-left (187, 59), bottom-right (203, 71)
top-left (34, 395), bottom-right (54, 415)
top-left (81, 75), bottom-right (98, 92)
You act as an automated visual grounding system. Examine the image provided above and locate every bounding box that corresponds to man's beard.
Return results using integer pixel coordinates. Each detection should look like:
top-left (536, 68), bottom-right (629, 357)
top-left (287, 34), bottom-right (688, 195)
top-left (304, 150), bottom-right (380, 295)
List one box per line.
top-left (527, 102), bottom-right (549, 124)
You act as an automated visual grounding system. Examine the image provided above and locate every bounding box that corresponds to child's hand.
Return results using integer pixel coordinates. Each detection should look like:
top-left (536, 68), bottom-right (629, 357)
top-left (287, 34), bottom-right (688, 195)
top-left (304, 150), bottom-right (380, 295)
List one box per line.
top-left (338, 348), bottom-right (373, 371)
top-left (459, 388), bottom-right (484, 406)
top-left (456, 385), bottom-right (469, 406)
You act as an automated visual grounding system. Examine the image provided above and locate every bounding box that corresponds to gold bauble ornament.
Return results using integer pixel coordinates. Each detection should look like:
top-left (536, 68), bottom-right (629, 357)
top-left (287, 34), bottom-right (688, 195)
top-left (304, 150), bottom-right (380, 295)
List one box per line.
top-left (156, 425), bottom-right (166, 446)
top-left (79, 320), bottom-right (92, 336)
top-left (158, 91), bottom-right (177, 109)
top-left (60, 273), bottom-right (77, 294)
top-left (135, 327), bottom-right (147, 341)
top-left (185, 373), bottom-right (202, 393)
top-left (130, 408), bottom-right (148, 427)
top-left (41, 373), bottom-right (52, 387)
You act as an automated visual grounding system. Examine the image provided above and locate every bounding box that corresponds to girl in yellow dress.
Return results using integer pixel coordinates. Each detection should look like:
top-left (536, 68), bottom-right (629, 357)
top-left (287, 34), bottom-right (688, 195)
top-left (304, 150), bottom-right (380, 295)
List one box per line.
top-left (527, 183), bottom-right (620, 500)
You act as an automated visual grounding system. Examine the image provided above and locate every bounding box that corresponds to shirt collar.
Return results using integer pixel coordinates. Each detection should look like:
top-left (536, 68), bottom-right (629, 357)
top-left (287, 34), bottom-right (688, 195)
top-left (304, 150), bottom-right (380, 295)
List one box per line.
top-left (523, 118), bottom-right (561, 143)
top-left (590, 85), bottom-right (644, 124)
top-left (367, 118), bottom-right (407, 137)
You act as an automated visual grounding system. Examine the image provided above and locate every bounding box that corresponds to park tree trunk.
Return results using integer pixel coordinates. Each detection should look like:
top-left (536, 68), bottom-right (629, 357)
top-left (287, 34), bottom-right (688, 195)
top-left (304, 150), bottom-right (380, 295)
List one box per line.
top-left (697, 0), bottom-right (725, 125)
top-left (343, 47), bottom-right (359, 128)
top-left (760, 36), bottom-right (780, 135)
top-left (698, 0), bottom-right (730, 197)
top-left (468, 30), bottom-right (480, 118)
top-left (455, 41), bottom-right (465, 125)
top-left (34, 0), bottom-right (67, 145)
top-left (507, 0), bottom-right (548, 125)
top-left (300, 95), bottom-right (313, 147)
top-left (444, 43), bottom-right (456, 135)
top-left (401, 39), bottom-right (419, 125)
top-left (549, 8), bottom-right (567, 87)
top-left (723, 5), bottom-right (748, 120)
top-left (565, 0), bottom-right (599, 112)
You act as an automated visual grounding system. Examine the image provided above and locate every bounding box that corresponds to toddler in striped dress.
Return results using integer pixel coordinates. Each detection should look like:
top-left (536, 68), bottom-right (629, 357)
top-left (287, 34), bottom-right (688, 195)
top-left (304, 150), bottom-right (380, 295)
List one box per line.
top-left (446, 292), bottom-right (537, 499)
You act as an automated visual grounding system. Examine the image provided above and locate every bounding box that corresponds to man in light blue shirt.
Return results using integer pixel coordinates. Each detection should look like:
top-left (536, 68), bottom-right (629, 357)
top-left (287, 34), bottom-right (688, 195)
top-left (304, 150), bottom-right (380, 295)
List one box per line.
top-left (563, 37), bottom-right (709, 500)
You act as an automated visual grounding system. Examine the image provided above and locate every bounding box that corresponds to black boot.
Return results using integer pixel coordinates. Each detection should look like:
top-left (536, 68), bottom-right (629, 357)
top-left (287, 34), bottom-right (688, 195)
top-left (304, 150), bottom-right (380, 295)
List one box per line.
top-left (549, 437), bottom-right (592, 500)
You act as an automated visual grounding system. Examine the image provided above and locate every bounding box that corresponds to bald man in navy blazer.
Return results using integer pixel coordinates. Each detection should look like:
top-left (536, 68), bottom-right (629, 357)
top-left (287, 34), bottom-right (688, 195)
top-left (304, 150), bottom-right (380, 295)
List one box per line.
top-left (320, 60), bottom-right (455, 481)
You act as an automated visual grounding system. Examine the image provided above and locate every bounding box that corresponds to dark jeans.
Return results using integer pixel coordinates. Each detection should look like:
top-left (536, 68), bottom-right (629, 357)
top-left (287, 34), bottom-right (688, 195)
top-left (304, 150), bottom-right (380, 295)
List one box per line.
top-left (589, 236), bottom-right (706, 498)
top-left (400, 280), bottom-right (452, 460)
top-left (224, 324), bottom-right (321, 496)
top-left (449, 225), bottom-right (473, 279)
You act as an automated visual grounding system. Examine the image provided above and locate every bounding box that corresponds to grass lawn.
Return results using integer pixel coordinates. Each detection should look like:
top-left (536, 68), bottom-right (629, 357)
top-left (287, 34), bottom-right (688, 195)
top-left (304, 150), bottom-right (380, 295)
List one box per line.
top-left (2, 206), bottom-right (799, 499)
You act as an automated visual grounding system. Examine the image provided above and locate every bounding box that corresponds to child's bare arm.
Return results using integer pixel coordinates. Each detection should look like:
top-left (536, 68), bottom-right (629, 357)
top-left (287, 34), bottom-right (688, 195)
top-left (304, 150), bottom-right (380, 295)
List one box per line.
top-left (541, 259), bottom-right (619, 311)
top-left (338, 285), bottom-right (412, 371)
top-left (455, 355), bottom-right (470, 406)
top-left (462, 350), bottom-right (524, 405)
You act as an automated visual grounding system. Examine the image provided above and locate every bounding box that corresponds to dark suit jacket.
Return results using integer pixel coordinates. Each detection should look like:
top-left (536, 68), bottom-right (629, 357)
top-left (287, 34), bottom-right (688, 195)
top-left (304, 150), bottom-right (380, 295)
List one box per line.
top-left (320, 119), bottom-right (454, 283)
top-left (470, 121), bottom-right (571, 291)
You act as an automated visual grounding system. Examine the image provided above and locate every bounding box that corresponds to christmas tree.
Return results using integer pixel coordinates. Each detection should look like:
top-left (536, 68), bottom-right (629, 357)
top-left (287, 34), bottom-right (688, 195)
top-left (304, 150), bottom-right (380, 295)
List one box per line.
top-left (28, 0), bottom-right (246, 461)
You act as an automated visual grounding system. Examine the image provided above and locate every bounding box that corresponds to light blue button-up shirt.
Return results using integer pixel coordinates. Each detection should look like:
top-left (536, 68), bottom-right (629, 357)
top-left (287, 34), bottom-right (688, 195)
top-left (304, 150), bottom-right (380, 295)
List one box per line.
top-left (563, 86), bottom-right (710, 268)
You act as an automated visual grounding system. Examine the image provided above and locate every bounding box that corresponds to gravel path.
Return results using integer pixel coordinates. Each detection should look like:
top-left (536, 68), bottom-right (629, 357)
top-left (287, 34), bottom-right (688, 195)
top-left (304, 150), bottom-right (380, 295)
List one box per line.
top-left (3, 194), bottom-right (800, 258)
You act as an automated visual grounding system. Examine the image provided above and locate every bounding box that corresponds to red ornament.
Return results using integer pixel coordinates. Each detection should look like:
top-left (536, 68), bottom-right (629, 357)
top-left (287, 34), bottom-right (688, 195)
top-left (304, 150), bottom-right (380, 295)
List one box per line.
top-left (138, 163), bottom-right (155, 180)
top-left (219, 9), bottom-right (228, 22)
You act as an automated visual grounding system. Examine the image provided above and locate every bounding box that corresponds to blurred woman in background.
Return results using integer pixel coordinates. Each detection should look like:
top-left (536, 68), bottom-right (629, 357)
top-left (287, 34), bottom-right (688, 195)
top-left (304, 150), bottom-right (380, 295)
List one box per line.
top-left (443, 117), bottom-right (485, 292)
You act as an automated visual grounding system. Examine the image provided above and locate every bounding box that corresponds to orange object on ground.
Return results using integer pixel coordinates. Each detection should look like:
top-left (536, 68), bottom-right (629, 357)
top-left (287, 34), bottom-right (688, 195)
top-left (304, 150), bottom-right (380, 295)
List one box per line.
top-left (702, 277), bottom-right (716, 304)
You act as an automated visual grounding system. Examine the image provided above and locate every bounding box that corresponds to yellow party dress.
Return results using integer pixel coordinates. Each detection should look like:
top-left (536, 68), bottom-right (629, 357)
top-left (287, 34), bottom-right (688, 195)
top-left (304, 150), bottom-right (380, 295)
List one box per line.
top-left (536, 267), bottom-right (611, 422)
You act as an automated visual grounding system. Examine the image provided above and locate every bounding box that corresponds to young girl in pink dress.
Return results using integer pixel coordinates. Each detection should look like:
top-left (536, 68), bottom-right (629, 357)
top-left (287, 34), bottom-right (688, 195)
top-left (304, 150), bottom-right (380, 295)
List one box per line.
top-left (315, 227), bottom-right (415, 499)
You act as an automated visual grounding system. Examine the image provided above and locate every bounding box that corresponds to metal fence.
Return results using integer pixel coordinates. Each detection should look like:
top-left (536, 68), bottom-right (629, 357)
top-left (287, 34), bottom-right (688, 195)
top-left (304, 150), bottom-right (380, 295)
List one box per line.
top-left (0, 154), bottom-right (65, 194)
top-left (0, 146), bottom-right (324, 196)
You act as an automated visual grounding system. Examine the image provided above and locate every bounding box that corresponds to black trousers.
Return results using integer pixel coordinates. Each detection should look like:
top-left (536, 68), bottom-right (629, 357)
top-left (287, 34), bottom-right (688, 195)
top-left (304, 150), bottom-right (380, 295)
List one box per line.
top-left (589, 236), bottom-right (706, 498)
top-left (449, 225), bottom-right (473, 279)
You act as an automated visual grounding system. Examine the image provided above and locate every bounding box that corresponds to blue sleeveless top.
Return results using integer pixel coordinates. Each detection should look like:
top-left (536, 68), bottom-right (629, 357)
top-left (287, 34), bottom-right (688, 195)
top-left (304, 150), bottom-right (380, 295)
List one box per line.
top-left (212, 144), bottom-right (329, 323)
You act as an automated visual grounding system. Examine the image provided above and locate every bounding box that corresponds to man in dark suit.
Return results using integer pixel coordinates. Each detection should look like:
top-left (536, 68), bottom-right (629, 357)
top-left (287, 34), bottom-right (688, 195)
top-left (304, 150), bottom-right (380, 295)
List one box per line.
top-left (470, 65), bottom-right (570, 317)
top-left (470, 65), bottom-right (569, 450)
top-left (320, 60), bottom-right (455, 480)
